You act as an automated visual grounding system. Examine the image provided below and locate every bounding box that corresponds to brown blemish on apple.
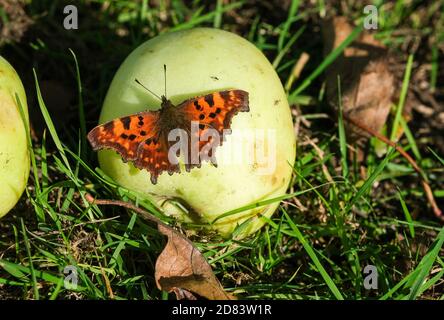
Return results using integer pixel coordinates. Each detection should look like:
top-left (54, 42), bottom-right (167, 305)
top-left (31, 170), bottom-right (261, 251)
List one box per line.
top-left (271, 176), bottom-right (277, 185)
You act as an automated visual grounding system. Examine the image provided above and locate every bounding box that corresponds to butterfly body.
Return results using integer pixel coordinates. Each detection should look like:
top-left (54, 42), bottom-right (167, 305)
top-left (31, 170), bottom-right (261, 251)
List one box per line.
top-left (88, 90), bottom-right (249, 184)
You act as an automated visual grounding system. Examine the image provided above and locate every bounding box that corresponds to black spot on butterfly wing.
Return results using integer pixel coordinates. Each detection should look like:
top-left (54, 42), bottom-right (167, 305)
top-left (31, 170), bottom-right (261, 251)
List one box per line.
top-left (204, 94), bottom-right (214, 107)
top-left (121, 116), bottom-right (131, 130)
top-left (194, 100), bottom-right (202, 111)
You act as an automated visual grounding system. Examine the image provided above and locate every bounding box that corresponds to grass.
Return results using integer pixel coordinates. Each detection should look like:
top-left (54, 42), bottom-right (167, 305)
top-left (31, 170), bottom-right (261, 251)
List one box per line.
top-left (0, 0), bottom-right (443, 300)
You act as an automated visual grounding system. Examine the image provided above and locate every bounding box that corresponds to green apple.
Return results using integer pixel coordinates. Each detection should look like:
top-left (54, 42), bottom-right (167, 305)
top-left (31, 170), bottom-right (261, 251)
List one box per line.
top-left (0, 56), bottom-right (29, 218)
top-left (97, 28), bottom-right (296, 237)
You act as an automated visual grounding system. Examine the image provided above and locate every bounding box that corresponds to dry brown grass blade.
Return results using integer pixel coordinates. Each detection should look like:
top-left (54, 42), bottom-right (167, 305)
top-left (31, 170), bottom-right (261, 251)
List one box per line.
top-left (84, 194), bottom-right (235, 300)
top-left (92, 245), bottom-right (115, 299)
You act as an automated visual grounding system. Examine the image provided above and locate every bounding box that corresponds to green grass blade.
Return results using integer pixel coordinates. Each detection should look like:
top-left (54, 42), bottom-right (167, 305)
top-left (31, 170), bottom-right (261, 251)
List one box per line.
top-left (33, 69), bottom-right (72, 173)
top-left (213, 0), bottom-right (223, 28)
top-left (398, 190), bottom-right (415, 238)
top-left (337, 76), bottom-right (348, 178)
top-left (430, 44), bottom-right (438, 91)
top-left (69, 48), bottom-right (86, 161)
top-left (399, 116), bottom-right (421, 160)
top-left (289, 23), bottom-right (363, 99)
top-left (379, 268), bottom-right (419, 300)
top-left (169, 2), bottom-right (243, 32)
top-left (345, 148), bottom-right (395, 214)
top-left (428, 147), bottom-right (444, 166)
top-left (272, 25), bottom-right (305, 69)
top-left (109, 213), bottom-right (138, 270)
top-left (277, 0), bottom-right (300, 51)
top-left (283, 211), bottom-right (344, 300)
top-left (390, 54), bottom-right (413, 141)
top-left (415, 266), bottom-right (444, 298)
top-left (49, 278), bottom-right (64, 300)
top-left (211, 182), bottom-right (334, 224)
top-left (0, 259), bottom-right (86, 291)
top-left (40, 130), bottom-right (48, 203)
top-left (407, 226), bottom-right (444, 299)
top-left (15, 93), bottom-right (45, 221)
top-left (21, 219), bottom-right (39, 299)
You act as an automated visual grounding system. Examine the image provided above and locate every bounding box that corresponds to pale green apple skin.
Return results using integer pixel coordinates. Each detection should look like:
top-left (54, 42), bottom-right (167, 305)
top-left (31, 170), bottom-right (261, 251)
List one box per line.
top-left (98, 28), bottom-right (296, 237)
top-left (0, 56), bottom-right (29, 218)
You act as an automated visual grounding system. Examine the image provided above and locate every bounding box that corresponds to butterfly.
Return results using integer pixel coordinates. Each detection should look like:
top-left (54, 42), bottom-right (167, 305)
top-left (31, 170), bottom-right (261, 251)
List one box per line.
top-left (87, 74), bottom-right (249, 184)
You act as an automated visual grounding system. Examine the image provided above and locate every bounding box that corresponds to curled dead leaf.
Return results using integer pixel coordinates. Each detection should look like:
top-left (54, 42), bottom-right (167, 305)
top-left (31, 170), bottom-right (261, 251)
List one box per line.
top-left (155, 224), bottom-right (236, 300)
top-left (321, 18), bottom-right (442, 219)
top-left (323, 17), bottom-right (395, 143)
top-left (84, 194), bottom-right (235, 300)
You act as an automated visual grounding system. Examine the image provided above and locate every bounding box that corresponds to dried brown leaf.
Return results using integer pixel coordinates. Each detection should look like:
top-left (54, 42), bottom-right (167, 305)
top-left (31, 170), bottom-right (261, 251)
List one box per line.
top-left (155, 224), bottom-right (236, 300)
top-left (172, 287), bottom-right (197, 300)
top-left (323, 17), bottom-right (395, 143)
top-left (84, 195), bottom-right (235, 300)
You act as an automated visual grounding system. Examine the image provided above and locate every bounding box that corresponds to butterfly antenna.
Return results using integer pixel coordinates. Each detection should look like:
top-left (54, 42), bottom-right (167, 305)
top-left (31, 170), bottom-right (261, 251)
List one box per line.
top-left (134, 79), bottom-right (162, 101)
top-left (163, 64), bottom-right (167, 99)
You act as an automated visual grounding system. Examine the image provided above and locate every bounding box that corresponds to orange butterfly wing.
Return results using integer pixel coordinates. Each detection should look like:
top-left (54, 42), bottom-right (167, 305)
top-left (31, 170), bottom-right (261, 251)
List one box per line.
top-left (180, 90), bottom-right (249, 134)
top-left (178, 90), bottom-right (249, 169)
top-left (87, 90), bottom-right (249, 184)
top-left (133, 132), bottom-right (180, 184)
top-left (87, 111), bottom-right (160, 161)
